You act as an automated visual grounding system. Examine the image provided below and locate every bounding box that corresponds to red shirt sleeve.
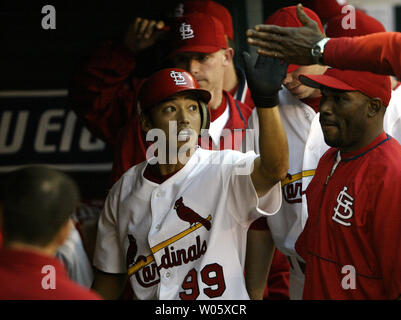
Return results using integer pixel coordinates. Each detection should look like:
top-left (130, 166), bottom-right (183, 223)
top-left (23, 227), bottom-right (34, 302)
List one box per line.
top-left (324, 32), bottom-right (401, 79)
top-left (69, 41), bottom-right (143, 145)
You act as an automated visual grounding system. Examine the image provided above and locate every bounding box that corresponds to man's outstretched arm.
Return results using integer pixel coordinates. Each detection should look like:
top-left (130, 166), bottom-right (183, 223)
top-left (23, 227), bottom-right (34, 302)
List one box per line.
top-left (247, 3), bottom-right (401, 79)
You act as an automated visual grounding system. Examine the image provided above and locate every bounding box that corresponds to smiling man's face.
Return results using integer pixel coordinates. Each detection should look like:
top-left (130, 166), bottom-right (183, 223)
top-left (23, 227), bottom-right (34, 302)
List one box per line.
top-left (142, 92), bottom-right (202, 151)
top-left (319, 87), bottom-right (372, 152)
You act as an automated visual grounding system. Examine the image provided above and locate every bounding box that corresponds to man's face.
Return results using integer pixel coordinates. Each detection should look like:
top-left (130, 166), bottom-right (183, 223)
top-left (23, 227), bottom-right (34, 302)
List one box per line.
top-left (283, 65), bottom-right (327, 99)
top-left (171, 50), bottom-right (227, 94)
top-left (319, 87), bottom-right (371, 152)
top-left (142, 93), bottom-right (201, 150)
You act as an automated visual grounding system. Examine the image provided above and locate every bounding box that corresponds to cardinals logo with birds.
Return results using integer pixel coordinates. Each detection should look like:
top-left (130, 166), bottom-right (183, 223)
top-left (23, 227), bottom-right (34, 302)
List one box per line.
top-left (174, 197), bottom-right (211, 231)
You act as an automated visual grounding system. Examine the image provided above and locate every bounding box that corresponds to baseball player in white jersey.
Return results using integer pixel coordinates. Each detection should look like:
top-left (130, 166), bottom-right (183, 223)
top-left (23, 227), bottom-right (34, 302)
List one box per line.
top-left (244, 83), bottom-right (330, 299)
top-left (91, 57), bottom-right (289, 300)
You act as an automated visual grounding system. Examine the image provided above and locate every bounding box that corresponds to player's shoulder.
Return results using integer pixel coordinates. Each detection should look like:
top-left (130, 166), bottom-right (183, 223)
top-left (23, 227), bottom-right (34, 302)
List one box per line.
top-left (377, 135), bottom-right (401, 166)
top-left (197, 147), bottom-right (251, 162)
top-left (226, 90), bottom-right (254, 120)
top-left (196, 148), bottom-right (256, 174)
top-left (109, 161), bottom-right (147, 196)
top-left (313, 147), bottom-right (339, 173)
top-left (364, 135), bottom-right (401, 180)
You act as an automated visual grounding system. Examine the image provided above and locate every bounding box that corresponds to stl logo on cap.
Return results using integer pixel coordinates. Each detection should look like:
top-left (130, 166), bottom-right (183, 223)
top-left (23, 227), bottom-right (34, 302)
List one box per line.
top-left (179, 22), bottom-right (194, 40)
top-left (170, 71), bottom-right (188, 85)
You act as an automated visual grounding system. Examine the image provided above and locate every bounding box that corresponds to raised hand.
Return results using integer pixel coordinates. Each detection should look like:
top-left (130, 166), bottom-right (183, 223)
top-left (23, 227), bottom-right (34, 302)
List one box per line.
top-left (246, 4), bottom-right (325, 65)
top-left (242, 52), bottom-right (288, 108)
top-left (124, 17), bottom-right (167, 55)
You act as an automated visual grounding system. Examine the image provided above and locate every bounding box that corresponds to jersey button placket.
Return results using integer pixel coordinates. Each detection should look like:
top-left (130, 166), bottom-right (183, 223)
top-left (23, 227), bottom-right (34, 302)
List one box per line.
top-left (153, 190), bottom-right (164, 231)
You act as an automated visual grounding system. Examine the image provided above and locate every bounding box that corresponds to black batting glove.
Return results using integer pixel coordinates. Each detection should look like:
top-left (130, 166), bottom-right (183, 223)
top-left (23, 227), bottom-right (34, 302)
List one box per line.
top-left (242, 52), bottom-right (288, 108)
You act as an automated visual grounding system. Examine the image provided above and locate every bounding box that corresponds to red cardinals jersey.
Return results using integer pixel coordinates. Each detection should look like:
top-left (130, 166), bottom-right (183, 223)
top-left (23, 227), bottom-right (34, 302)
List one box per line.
top-left (296, 132), bottom-right (401, 299)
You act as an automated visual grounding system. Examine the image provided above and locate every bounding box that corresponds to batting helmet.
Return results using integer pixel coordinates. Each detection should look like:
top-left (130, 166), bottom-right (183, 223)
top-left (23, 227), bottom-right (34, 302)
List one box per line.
top-left (138, 68), bottom-right (211, 131)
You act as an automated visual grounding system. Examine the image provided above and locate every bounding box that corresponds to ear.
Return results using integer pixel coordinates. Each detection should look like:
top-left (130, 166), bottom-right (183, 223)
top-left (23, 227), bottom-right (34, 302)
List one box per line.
top-left (367, 98), bottom-right (383, 118)
top-left (222, 47), bottom-right (234, 66)
top-left (139, 112), bottom-right (153, 133)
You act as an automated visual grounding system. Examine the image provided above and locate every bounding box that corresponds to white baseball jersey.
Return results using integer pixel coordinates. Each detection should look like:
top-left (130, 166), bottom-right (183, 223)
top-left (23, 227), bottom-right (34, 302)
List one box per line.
top-left (93, 147), bottom-right (281, 300)
top-left (244, 87), bottom-right (330, 299)
top-left (56, 223), bottom-right (94, 288)
top-left (384, 85), bottom-right (401, 143)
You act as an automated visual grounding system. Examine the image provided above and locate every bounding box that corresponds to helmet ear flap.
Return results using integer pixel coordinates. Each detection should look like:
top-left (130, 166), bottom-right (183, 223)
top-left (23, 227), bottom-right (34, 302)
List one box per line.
top-left (198, 100), bottom-right (210, 134)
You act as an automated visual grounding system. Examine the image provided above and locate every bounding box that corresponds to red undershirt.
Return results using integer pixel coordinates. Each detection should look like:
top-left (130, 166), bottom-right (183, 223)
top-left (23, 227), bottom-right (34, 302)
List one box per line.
top-left (143, 163), bottom-right (180, 184)
top-left (209, 94), bottom-right (227, 121)
top-left (301, 96), bottom-right (321, 113)
top-left (229, 84), bottom-right (239, 98)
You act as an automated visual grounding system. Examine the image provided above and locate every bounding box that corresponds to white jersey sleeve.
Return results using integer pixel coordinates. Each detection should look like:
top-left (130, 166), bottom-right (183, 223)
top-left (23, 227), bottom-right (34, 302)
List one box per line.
top-left (226, 151), bottom-right (282, 227)
top-left (242, 108), bottom-right (260, 154)
top-left (56, 223), bottom-right (94, 287)
top-left (93, 182), bottom-right (127, 274)
top-left (384, 86), bottom-right (401, 143)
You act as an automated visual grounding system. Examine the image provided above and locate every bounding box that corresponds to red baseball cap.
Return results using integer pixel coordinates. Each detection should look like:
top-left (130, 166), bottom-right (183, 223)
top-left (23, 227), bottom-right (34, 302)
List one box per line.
top-left (299, 68), bottom-right (391, 107)
top-left (138, 68), bottom-right (211, 111)
top-left (326, 9), bottom-right (385, 38)
top-left (265, 6), bottom-right (324, 73)
top-left (179, 0), bottom-right (234, 40)
top-left (170, 12), bottom-right (227, 56)
top-left (138, 68), bottom-right (211, 131)
top-left (302, 0), bottom-right (347, 22)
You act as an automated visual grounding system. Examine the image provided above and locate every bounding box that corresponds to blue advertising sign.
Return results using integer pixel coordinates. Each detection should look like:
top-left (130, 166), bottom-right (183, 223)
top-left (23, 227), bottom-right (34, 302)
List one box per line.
top-left (0, 90), bottom-right (113, 172)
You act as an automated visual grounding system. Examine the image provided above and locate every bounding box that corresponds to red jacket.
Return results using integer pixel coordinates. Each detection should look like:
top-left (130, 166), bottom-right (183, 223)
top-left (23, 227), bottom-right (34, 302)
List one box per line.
top-left (296, 133), bottom-right (401, 299)
top-left (70, 42), bottom-right (142, 146)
